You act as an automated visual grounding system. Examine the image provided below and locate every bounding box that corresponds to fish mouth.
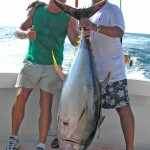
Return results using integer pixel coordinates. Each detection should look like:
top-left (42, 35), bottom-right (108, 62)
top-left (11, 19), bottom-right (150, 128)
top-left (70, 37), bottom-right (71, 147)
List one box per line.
top-left (62, 138), bottom-right (81, 145)
top-left (59, 138), bottom-right (84, 150)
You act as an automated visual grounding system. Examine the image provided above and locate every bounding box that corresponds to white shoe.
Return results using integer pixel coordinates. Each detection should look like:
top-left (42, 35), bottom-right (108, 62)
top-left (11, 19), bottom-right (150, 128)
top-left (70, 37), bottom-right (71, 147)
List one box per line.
top-left (36, 147), bottom-right (45, 150)
top-left (6, 136), bottom-right (21, 150)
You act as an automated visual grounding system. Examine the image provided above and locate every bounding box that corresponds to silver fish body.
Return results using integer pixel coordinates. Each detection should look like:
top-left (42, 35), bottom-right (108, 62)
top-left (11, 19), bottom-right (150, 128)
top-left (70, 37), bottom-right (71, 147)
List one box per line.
top-left (57, 30), bottom-right (103, 150)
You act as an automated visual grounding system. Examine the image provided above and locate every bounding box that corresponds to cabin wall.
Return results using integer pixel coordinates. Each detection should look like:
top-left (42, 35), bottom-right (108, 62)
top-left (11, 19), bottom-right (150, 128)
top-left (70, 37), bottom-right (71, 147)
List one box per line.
top-left (0, 73), bottom-right (150, 149)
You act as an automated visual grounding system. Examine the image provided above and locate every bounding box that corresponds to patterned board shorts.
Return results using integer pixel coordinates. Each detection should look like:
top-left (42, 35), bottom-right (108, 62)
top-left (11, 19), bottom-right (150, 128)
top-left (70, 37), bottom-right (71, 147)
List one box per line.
top-left (101, 79), bottom-right (130, 109)
top-left (15, 60), bottom-right (63, 94)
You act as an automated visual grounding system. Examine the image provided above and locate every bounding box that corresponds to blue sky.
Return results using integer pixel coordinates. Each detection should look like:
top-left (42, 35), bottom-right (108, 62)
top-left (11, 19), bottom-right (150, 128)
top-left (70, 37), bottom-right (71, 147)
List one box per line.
top-left (0, 0), bottom-right (150, 34)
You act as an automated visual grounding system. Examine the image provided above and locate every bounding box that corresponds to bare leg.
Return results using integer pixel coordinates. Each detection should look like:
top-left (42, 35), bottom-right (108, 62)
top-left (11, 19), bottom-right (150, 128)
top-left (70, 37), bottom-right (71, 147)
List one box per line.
top-left (39, 89), bottom-right (53, 144)
top-left (116, 105), bottom-right (135, 150)
top-left (12, 88), bottom-right (33, 135)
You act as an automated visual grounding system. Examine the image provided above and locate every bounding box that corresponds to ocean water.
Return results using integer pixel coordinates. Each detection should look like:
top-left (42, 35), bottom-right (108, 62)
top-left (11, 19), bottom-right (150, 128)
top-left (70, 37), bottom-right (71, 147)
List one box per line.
top-left (0, 25), bottom-right (150, 81)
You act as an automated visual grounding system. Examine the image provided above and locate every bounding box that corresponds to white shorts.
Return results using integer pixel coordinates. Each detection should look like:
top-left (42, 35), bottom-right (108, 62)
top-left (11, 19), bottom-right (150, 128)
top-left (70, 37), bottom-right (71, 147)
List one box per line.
top-left (15, 60), bottom-right (62, 94)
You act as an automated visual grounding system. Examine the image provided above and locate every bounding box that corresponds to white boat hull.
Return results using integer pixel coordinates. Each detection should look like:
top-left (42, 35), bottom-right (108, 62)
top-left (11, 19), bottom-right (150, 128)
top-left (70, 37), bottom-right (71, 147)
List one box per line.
top-left (0, 73), bottom-right (150, 149)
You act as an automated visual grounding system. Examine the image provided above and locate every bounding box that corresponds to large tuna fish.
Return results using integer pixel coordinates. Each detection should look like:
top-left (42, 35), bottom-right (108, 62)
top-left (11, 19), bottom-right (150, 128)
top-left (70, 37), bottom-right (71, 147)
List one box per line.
top-left (52, 0), bottom-right (111, 149)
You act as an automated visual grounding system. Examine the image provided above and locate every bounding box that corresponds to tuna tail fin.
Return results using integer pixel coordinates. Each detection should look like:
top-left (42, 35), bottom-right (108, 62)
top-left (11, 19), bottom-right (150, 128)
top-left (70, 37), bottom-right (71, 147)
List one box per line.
top-left (52, 51), bottom-right (66, 82)
top-left (53, 0), bottom-right (107, 20)
top-left (101, 67), bottom-right (112, 94)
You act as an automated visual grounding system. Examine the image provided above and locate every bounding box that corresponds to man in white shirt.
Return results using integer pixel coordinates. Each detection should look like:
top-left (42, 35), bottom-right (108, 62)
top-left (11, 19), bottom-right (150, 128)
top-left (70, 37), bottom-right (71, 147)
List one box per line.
top-left (79, 0), bottom-right (135, 150)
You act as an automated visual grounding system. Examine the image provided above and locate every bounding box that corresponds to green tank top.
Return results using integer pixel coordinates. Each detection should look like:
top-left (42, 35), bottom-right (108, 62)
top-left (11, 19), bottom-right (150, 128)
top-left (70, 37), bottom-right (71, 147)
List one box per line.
top-left (25, 5), bottom-right (71, 65)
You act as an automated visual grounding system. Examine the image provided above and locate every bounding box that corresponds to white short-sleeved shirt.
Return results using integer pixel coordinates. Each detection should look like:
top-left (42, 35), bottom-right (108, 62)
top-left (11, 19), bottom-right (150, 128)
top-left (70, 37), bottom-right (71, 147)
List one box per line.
top-left (90, 2), bottom-right (126, 82)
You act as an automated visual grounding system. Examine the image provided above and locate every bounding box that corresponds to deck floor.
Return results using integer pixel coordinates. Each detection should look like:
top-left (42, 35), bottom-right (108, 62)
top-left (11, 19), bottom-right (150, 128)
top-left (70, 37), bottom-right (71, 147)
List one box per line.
top-left (0, 142), bottom-right (125, 150)
top-left (1, 136), bottom-right (125, 150)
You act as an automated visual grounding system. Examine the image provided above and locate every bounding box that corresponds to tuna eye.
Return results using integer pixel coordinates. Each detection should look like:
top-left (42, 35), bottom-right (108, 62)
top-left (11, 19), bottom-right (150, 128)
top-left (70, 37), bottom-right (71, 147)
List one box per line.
top-left (63, 121), bottom-right (69, 126)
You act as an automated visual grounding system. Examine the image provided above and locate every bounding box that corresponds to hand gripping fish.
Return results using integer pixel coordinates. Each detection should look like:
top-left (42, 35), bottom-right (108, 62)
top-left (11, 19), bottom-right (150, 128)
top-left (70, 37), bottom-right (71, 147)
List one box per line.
top-left (52, 0), bottom-right (111, 150)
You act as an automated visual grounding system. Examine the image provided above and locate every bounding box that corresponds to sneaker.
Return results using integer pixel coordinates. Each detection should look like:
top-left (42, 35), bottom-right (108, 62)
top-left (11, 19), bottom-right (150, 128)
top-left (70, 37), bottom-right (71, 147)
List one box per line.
top-left (51, 138), bottom-right (59, 148)
top-left (6, 136), bottom-right (21, 150)
top-left (36, 147), bottom-right (45, 150)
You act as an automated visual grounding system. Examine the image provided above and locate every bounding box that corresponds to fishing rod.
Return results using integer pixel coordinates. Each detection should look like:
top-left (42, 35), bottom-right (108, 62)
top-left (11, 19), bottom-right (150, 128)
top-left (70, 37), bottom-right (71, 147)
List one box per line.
top-left (75, 0), bottom-right (78, 7)
top-left (120, 0), bottom-right (122, 44)
top-left (120, 0), bottom-right (122, 10)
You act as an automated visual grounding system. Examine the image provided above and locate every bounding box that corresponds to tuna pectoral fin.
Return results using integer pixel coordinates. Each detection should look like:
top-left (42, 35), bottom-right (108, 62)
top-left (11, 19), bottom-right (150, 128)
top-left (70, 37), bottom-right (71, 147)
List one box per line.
top-left (52, 51), bottom-right (66, 82)
top-left (71, 108), bottom-right (88, 140)
top-left (100, 67), bottom-right (112, 94)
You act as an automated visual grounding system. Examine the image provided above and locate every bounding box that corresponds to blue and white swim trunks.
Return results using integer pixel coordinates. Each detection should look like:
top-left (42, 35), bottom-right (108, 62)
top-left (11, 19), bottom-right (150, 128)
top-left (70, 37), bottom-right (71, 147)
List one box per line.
top-left (101, 79), bottom-right (130, 109)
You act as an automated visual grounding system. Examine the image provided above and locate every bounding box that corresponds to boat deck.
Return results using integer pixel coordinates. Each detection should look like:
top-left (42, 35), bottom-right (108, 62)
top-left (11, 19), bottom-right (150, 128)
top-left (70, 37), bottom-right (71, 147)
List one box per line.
top-left (0, 142), bottom-right (124, 150)
top-left (0, 136), bottom-right (125, 150)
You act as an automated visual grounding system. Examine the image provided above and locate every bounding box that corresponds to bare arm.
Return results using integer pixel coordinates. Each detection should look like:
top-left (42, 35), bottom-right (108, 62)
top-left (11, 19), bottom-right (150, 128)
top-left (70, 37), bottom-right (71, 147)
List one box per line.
top-left (79, 18), bottom-right (124, 38)
top-left (15, 7), bottom-right (36, 40)
top-left (67, 17), bottom-right (79, 47)
top-left (94, 24), bottom-right (124, 37)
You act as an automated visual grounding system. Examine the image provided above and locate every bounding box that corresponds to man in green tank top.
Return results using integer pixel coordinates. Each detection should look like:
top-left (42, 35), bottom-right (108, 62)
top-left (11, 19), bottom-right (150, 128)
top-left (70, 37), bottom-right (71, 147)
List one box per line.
top-left (6, 0), bottom-right (79, 150)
